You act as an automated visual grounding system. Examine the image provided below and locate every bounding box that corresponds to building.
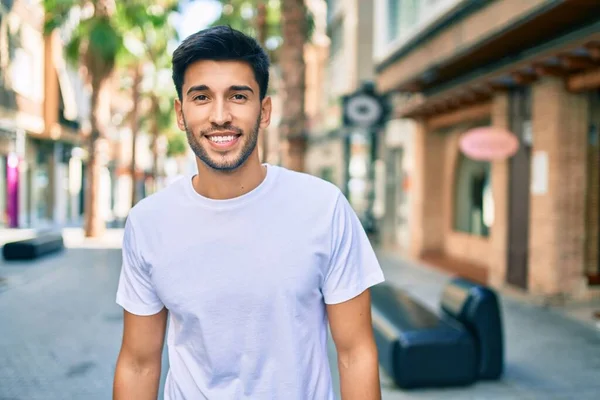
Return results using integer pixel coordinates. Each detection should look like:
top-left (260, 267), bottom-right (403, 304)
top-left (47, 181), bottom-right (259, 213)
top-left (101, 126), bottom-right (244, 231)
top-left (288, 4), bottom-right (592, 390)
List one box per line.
top-left (310, 0), bottom-right (377, 223)
top-left (374, 0), bottom-right (600, 301)
top-left (0, 0), bottom-right (88, 230)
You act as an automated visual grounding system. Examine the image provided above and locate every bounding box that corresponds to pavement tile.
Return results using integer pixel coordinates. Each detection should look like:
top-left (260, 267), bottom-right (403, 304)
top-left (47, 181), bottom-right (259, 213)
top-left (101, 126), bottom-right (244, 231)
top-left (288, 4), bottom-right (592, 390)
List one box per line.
top-left (0, 233), bottom-right (599, 400)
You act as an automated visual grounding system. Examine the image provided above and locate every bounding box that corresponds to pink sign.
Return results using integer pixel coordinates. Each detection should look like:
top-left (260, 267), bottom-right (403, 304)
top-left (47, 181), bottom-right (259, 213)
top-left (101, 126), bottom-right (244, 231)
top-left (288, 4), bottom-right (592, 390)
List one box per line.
top-left (459, 126), bottom-right (519, 161)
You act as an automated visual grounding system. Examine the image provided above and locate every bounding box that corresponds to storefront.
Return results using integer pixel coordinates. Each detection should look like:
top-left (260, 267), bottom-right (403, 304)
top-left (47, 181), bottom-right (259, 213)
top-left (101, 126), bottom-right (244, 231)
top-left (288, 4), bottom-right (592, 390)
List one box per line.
top-left (586, 90), bottom-right (600, 285)
top-left (23, 137), bottom-right (84, 228)
top-left (0, 127), bottom-right (23, 228)
top-left (375, 0), bottom-right (600, 300)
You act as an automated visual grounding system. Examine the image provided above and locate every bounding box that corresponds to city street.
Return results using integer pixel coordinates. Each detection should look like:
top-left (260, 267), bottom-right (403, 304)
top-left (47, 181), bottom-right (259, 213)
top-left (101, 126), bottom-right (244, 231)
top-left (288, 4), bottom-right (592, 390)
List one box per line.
top-left (1, 229), bottom-right (600, 399)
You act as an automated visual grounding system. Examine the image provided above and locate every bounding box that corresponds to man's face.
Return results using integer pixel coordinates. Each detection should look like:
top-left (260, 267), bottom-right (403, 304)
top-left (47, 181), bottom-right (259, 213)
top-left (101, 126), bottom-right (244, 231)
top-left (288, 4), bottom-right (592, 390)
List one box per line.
top-left (175, 60), bottom-right (271, 172)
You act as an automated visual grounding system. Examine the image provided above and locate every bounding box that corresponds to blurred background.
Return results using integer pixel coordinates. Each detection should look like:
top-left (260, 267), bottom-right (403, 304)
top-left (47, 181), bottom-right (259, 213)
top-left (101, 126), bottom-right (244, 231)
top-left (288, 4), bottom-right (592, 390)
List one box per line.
top-left (1, 0), bottom-right (600, 399)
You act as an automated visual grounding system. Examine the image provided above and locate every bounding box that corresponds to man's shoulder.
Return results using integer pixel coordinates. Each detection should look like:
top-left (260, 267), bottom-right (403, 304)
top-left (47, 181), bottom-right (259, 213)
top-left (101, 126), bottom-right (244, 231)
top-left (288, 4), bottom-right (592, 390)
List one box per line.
top-left (127, 175), bottom-right (188, 222)
top-left (275, 166), bottom-right (342, 200)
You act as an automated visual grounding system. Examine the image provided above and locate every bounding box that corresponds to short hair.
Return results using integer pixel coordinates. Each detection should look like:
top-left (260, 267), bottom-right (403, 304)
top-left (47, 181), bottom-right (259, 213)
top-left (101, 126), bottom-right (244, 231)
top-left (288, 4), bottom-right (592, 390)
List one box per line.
top-left (172, 25), bottom-right (270, 100)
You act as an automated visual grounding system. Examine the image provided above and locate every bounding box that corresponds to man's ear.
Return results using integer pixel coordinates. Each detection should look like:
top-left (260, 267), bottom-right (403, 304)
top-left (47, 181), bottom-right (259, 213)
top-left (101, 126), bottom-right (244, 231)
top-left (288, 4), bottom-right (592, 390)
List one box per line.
top-left (175, 98), bottom-right (186, 131)
top-left (259, 96), bottom-right (272, 130)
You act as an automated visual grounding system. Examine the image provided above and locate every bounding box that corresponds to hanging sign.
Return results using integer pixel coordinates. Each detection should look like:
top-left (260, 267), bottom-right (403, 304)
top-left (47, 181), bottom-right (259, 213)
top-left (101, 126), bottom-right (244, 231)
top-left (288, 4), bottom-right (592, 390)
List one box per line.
top-left (459, 126), bottom-right (519, 161)
top-left (342, 83), bottom-right (389, 129)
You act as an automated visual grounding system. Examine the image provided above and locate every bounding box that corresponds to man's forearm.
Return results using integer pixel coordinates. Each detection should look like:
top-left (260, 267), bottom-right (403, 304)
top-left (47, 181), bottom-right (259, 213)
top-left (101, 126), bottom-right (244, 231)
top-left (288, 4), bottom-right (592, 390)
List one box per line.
top-left (113, 357), bottom-right (162, 400)
top-left (337, 346), bottom-right (381, 400)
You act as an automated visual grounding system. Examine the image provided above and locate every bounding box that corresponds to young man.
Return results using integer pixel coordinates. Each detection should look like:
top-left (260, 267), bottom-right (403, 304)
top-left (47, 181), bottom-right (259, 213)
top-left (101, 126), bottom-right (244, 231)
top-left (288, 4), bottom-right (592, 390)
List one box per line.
top-left (113, 26), bottom-right (385, 400)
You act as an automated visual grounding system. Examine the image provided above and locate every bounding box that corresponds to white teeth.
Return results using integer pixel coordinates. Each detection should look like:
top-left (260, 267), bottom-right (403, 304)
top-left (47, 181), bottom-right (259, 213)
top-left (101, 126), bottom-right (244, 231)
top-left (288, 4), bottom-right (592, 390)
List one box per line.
top-left (208, 135), bottom-right (236, 143)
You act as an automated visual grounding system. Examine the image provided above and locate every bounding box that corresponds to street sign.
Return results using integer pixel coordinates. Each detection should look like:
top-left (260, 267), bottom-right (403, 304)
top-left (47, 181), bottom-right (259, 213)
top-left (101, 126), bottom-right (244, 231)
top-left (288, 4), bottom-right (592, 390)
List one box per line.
top-left (342, 83), bottom-right (388, 129)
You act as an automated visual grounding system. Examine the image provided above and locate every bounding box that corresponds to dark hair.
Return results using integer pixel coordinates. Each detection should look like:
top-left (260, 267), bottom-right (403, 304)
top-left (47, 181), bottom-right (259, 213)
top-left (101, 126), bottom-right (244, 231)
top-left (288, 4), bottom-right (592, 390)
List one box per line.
top-left (172, 25), bottom-right (270, 100)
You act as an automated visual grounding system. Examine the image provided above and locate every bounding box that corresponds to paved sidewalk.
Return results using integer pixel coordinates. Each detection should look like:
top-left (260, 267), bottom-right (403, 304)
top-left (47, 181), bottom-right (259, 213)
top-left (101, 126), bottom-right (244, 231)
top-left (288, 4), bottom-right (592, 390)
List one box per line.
top-left (1, 230), bottom-right (599, 399)
top-left (367, 251), bottom-right (600, 400)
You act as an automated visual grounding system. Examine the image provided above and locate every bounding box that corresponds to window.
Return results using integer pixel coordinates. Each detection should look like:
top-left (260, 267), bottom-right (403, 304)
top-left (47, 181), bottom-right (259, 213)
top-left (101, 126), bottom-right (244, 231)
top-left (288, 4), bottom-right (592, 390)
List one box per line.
top-left (454, 154), bottom-right (493, 237)
top-left (387, 0), bottom-right (422, 43)
top-left (399, 0), bottom-right (420, 37)
top-left (329, 20), bottom-right (343, 57)
top-left (387, 0), bottom-right (399, 42)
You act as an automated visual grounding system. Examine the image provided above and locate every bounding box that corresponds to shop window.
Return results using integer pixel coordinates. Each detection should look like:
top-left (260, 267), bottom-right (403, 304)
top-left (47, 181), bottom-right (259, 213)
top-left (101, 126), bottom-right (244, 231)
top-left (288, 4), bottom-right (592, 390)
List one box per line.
top-left (329, 20), bottom-right (343, 58)
top-left (454, 153), bottom-right (493, 237)
top-left (387, 0), bottom-right (400, 42)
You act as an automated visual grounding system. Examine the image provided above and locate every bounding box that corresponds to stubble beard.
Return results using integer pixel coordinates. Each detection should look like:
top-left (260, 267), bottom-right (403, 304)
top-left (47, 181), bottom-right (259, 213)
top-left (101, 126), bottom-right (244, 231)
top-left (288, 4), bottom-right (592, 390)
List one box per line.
top-left (184, 114), bottom-right (261, 172)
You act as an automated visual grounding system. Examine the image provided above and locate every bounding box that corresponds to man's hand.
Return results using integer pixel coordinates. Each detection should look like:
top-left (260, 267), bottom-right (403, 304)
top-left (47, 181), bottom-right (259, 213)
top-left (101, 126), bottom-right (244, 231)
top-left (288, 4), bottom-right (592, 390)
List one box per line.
top-left (113, 308), bottom-right (168, 400)
top-left (327, 289), bottom-right (381, 400)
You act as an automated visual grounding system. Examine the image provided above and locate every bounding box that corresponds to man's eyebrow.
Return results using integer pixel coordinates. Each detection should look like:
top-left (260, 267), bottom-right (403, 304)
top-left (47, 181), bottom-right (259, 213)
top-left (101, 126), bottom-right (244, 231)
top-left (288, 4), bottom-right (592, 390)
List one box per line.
top-left (186, 84), bottom-right (210, 95)
top-left (230, 85), bottom-right (254, 93)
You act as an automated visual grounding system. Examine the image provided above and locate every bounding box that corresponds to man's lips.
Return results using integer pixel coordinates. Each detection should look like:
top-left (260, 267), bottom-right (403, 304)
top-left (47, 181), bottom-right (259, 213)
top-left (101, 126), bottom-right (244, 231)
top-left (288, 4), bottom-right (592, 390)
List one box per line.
top-left (204, 131), bottom-right (242, 149)
top-left (204, 131), bottom-right (241, 138)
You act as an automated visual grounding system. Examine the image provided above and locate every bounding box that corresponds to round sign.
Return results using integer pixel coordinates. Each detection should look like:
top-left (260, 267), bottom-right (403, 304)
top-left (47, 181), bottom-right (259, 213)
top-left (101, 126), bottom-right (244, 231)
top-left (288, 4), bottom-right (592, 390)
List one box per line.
top-left (345, 94), bottom-right (383, 126)
top-left (459, 126), bottom-right (519, 161)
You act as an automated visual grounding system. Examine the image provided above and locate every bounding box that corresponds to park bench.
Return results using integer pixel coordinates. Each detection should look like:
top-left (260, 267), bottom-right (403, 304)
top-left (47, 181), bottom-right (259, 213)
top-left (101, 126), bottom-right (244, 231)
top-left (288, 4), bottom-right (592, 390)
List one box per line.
top-left (371, 277), bottom-right (504, 389)
top-left (2, 231), bottom-right (65, 261)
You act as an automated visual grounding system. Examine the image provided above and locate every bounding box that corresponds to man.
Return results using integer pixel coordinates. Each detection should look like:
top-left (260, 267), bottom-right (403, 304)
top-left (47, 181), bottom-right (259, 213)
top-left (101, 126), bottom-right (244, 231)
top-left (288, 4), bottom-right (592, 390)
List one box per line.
top-left (113, 25), bottom-right (384, 400)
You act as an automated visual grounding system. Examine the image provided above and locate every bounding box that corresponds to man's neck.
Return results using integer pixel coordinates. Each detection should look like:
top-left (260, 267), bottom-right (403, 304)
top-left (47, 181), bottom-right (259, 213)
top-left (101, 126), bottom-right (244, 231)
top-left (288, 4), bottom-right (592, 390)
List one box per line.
top-left (192, 157), bottom-right (267, 200)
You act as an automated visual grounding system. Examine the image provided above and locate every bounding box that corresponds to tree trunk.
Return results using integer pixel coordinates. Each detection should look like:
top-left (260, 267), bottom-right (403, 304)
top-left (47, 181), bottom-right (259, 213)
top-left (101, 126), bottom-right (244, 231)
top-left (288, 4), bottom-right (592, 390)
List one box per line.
top-left (151, 95), bottom-right (160, 194)
top-left (256, 0), bottom-right (269, 163)
top-left (280, 0), bottom-right (307, 172)
top-left (130, 65), bottom-right (142, 207)
top-left (84, 76), bottom-right (107, 238)
top-left (83, 0), bottom-right (117, 238)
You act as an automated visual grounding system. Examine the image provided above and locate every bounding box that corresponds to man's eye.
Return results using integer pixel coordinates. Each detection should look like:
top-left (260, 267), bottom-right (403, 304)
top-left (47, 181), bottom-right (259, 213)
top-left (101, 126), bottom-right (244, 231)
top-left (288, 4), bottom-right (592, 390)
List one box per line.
top-left (194, 95), bottom-right (208, 101)
top-left (232, 94), bottom-right (247, 101)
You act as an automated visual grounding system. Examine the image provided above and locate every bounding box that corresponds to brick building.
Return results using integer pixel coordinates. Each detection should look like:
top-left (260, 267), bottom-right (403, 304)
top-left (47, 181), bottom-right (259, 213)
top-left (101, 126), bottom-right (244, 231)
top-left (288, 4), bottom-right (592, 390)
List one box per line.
top-left (375, 0), bottom-right (600, 301)
top-left (0, 0), bottom-right (89, 229)
top-left (310, 0), bottom-right (377, 219)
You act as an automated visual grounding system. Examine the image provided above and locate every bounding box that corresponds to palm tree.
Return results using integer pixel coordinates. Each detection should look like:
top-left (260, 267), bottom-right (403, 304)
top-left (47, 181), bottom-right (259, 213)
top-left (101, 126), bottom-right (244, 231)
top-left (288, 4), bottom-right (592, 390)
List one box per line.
top-left (119, 1), bottom-right (177, 205)
top-left (44, 0), bottom-right (122, 237)
top-left (280, 0), bottom-right (308, 172)
top-left (44, 0), bottom-right (179, 233)
top-left (211, 0), bottom-right (313, 170)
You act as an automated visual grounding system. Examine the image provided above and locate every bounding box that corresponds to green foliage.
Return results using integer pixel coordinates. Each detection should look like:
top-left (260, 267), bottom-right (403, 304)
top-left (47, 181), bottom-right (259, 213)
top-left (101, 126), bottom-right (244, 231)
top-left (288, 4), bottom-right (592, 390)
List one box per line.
top-left (211, 0), bottom-right (314, 55)
top-left (43, 0), bottom-right (178, 69)
top-left (166, 131), bottom-right (188, 157)
top-left (88, 17), bottom-right (122, 63)
top-left (44, 0), bottom-right (125, 70)
top-left (42, 0), bottom-right (78, 35)
top-left (157, 95), bottom-right (176, 131)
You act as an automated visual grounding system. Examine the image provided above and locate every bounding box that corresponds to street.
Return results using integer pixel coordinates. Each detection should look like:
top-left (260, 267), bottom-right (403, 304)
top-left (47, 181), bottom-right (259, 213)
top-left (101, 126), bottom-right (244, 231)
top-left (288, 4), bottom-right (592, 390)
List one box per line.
top-left (1, 230), bottom-right (600, 399)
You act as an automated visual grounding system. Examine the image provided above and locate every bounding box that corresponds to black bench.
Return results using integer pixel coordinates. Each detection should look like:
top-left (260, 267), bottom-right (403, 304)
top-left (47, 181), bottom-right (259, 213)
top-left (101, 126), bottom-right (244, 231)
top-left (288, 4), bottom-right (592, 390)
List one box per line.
top-left (371, 277), bottom-right (504, 389)
top-left (2, 232), bottom-right (65, 261)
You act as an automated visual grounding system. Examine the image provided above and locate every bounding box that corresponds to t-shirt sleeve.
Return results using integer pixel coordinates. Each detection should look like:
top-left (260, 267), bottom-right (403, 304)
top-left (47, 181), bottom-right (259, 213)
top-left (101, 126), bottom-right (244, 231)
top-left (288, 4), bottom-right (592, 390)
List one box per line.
top-left (322, 192), bottom-right (385, 304)
top-left (115, 215), bottom-right (164, 316)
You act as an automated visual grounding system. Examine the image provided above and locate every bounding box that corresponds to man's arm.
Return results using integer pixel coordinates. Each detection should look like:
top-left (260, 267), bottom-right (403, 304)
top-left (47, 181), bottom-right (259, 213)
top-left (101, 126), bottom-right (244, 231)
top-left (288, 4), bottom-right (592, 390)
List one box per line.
top-left (327, 289), bottom-right (381, 400)
top-left (113, 308), bottom-right (168, 400)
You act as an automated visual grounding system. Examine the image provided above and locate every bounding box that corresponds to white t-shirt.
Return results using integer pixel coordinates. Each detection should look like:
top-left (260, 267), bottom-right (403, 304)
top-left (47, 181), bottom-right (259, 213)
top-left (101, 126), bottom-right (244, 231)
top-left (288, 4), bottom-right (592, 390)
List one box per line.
top-left (116, 164), bottom-right (385, 400)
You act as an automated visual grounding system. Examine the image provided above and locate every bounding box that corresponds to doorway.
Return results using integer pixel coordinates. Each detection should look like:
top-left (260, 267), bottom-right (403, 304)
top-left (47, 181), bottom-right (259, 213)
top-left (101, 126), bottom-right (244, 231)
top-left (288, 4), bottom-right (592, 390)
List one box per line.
top-left (585, 90), bottom-right (600, 284)
top-left (383, 147), bottom-right (406, 250)
top-left (506, 87), bottom-right (532, 290)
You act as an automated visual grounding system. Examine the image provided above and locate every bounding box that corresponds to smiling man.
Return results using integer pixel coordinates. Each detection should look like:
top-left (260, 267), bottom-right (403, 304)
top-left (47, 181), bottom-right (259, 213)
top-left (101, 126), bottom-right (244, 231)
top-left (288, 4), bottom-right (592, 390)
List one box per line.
top-left (113, 26), bottom-right (384, 400)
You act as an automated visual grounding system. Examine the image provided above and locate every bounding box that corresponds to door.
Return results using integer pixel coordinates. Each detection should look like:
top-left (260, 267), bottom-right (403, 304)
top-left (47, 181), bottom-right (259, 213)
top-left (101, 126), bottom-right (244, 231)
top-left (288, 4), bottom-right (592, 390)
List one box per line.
top-left (586, 90), bottom-right (600, 284)
top-left (506, 87), bottom-right (532, 290)
top-left (383, 148), bottom-right (404, 249)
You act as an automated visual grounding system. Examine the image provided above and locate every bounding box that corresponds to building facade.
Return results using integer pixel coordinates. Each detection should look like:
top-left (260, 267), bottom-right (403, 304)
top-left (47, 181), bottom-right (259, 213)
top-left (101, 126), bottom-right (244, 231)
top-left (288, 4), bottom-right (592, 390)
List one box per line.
top-left (375, 0), bottom-right (600, 301)
top-left (0, 0), bottom-right (89, 230)
top-left (313, 0), bottom-right (377, 224)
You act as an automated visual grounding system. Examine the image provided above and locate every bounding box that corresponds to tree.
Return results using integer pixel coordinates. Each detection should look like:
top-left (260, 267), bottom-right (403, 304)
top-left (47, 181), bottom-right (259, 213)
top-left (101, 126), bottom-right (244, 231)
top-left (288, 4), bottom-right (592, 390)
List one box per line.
top-left (211, 0), bottom-right (313, 171)
top-left (118, 1), bottom-right (178, 204)
top-left (279, 0), bottom-right (308, 172)
top-left (44, 0), bottom-right (123, 238)
top-left (44, 0), bottom-right (179, 233)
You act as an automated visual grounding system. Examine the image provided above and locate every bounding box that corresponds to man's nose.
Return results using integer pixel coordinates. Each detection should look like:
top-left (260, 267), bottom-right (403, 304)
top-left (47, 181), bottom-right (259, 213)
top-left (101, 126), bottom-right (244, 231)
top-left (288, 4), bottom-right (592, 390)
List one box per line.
top-left (208, 99), bottom-right (233, 126)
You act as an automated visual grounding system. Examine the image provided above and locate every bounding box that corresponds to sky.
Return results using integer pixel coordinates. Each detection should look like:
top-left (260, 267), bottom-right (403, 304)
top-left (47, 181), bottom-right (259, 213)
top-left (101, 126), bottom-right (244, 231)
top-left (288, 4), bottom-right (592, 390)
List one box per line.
top-left (175, 0), bottom-right (223, 41)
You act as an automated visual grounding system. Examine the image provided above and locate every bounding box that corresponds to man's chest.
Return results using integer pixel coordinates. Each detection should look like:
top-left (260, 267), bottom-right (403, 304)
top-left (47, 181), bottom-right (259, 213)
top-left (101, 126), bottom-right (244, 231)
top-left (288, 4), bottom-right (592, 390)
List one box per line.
top-left (148, 230), bottom-right (330, 320)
